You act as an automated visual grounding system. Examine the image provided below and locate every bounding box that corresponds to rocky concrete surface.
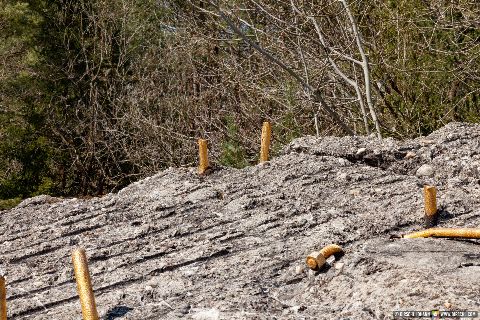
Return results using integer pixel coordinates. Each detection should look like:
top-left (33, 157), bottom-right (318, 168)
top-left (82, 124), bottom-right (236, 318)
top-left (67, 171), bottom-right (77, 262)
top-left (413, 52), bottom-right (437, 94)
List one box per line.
top-left (1, 122), bottom-right (480, 319)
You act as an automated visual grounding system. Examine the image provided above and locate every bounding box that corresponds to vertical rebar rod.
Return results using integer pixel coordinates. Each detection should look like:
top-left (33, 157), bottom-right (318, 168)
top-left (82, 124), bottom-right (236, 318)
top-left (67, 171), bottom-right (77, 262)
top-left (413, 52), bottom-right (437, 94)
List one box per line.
top-left (260, 121), bottom-right (272, 163)
top-left (0, 276), bottom-right (6, 320)
top-left (198, 139), bottom-right (209, 174)
top-left (72, 248), bottom-right (99, 320)
top-left (424, 185), bottom-right (437, 228)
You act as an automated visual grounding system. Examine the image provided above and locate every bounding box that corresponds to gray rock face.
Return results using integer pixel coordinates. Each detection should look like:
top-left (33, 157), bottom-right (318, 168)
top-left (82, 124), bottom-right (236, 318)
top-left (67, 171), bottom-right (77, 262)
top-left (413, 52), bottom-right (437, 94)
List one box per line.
top-left (1, 122), bottom-right (480, 319)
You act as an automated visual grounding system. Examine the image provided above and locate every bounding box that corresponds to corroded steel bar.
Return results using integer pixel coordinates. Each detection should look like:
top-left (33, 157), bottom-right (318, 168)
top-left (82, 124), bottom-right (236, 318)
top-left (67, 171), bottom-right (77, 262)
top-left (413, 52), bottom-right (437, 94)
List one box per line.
top-left (72, 249), bottom-right (99, 320)
top-left (306, 244), bottom-right (343, 270)
top-left (320, 244), bottom-right (343, 258)
top-left (259, 121), bottom-right (272, 163)
top-left (403, 228), bottom-right (480, 239)
top-left (423, 185), bottom-right (437, 227)
top-left (198, 139), bottom-right (209, 174)
top-left (0, 276), bottom-right (6, 320)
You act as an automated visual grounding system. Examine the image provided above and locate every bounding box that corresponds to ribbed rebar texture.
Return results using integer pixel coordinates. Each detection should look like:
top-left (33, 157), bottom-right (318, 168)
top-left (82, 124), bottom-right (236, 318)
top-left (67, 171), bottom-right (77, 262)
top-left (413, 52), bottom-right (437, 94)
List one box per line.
top-left (403, 228), bottom-right (480, 239)
top-left (320, 244), bottom-right (343, 258)
top-left (306, 244), bottom-right (343, 270)
top-left (423, 185), bottom-right (438, 227)
top-left (259, 121), bottom-right (272, 163)
top-left (198, 139), bottom-right (209, 175)
top-left (0, 276), bottom-right (6, 320)
top-left (72, 249), bottom-right (99, 320)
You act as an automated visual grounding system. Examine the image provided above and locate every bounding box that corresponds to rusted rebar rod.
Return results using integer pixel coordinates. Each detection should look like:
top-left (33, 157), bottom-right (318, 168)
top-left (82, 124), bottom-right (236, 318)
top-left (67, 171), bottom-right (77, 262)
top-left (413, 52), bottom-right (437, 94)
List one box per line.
top-left (72, 248), bottom-right (99, 320)
top-left (0, 276), bottom-right (6, 320)
top-left (423, 185), bottom-right (438, 227)
top-left (259, 121), bottom-right (272, 163)
top-left (306, 244), bottom-right (343, 270)
top-left (198, 138), bottom-right (209, 175)
top-left (403, 228), bottom-right (480, 239)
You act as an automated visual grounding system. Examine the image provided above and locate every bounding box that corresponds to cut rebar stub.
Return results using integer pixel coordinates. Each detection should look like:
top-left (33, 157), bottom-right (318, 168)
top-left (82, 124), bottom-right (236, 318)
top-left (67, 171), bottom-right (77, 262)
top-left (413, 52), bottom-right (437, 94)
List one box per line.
top-left (72, 248), bottom-right (99, 320)
top-left (0, 276), bottom-right (6, 320)
top-left (306, 244), bottom-right (343, 270)
top-left (198, 139), bottom-right (209, 175)
top-left (306, 251), bottom-right (326, 270)
top-left (259, 121), bottom-right (272, 163)
top-left (423, 185), bottom-right (437, 228)
top-left (403, 228), bottom-right (480, 239)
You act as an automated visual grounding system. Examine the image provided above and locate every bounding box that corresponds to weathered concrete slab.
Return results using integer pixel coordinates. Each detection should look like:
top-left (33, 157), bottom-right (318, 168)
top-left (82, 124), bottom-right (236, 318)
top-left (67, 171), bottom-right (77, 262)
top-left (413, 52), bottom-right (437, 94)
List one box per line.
top-left (1, 122), bottom-right (479, 319)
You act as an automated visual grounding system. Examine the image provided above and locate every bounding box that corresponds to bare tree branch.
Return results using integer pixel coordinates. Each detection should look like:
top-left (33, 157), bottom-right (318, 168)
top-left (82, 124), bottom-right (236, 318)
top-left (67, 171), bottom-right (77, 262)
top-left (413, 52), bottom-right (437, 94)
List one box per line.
top-left (212, 1), bottom-right (355, 136)
top-left (309, 15), bottom-right (370, 134)
top-left (340, 0), bottom-right (381, 138)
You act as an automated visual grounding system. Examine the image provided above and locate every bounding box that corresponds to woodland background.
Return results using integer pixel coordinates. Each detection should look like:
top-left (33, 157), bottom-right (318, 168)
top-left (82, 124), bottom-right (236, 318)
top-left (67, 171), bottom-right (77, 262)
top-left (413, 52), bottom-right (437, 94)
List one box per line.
top-left (1, 0), bottom-right (480, 207)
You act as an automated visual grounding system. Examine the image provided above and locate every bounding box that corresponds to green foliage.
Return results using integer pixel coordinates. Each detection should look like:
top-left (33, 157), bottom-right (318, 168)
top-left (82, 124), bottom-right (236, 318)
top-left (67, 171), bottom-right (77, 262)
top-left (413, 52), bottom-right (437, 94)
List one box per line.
top-left (0, 197), bottom-right (22, 210)
top-left (0, 122), bottom-right (54, 199)
top-left (219, 117), bottom-right (249, 168)
top-left (0, 1), bottom-right (53, 201)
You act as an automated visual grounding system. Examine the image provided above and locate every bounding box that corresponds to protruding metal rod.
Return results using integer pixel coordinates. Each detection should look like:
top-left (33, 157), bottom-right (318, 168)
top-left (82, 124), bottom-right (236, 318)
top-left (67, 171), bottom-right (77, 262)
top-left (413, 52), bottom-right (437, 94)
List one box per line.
top-left (259, 121), bottom-right (272, 163)
top-left (423, 185), bottom-right (437, 227)
top-left (72, 248), bottom-right (99, 320)
top-left (0, 276), bottom-right (6, 320)
top-left (198, 139), bottom-right (209, 175)
top-left (306, 244), bottom-right (343, 270)
top-left (403, 228), bottom-right (480, 239)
